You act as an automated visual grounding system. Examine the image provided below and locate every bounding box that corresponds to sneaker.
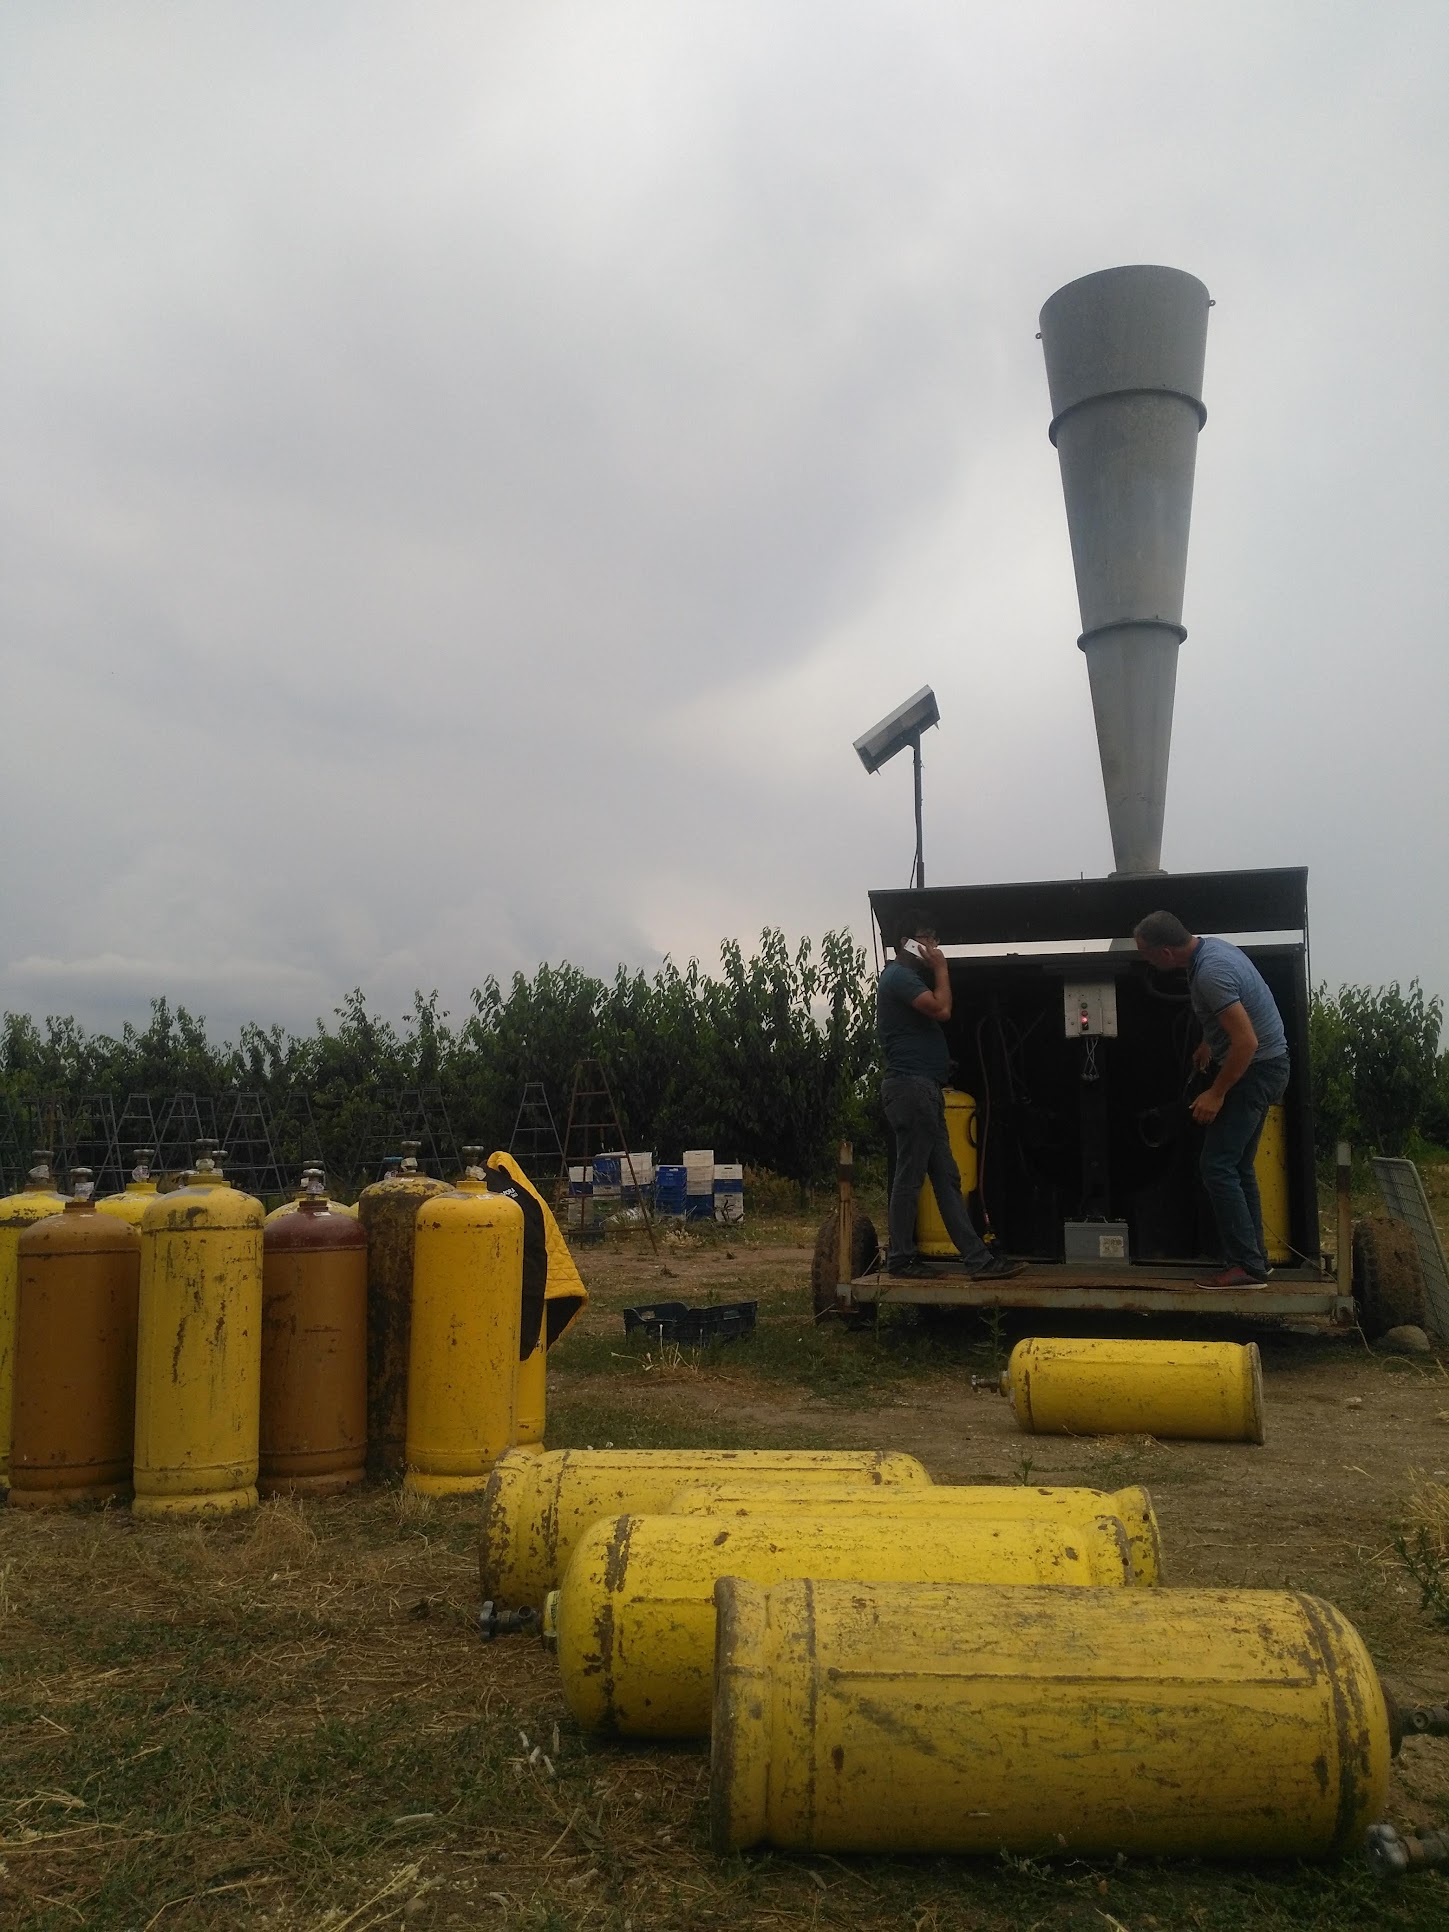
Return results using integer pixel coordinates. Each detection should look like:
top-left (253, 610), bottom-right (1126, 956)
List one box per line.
top-left (968, 1255), bottom-right (1026, 1282)
top-left (1195, 1266), bottom-right (1270, 1289)
top-left (888, 1255), bottom-right (943, 1279)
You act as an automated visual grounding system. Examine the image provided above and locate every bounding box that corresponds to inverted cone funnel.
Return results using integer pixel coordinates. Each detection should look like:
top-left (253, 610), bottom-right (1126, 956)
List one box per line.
top-left (1040, 265), bottom-right (1210, 875)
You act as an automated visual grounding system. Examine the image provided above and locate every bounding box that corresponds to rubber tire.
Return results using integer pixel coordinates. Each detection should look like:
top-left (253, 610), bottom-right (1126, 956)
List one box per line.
top-left (811, 1209), bottom-right (880, 1320)
top-left (1352, 1214), bottom-right (1427, 1338)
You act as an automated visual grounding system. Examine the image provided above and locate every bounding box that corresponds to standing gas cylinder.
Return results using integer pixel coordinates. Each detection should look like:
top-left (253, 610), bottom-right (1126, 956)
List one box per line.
top-left (260, 1173), bottom-right (368, 1497)
top-left (666, 1480), bottom-right (1163, 1586)
top-left (11, 1173), bottom-right (140, 1508)
top-left (0, 1152), bottom-right (67, 1486)
top-left (266, 1168), bottom-right (359, 1223)
top-left (711, 1577), bottom-right (1391, 1858)
top-left (478, 1446), bottom-right (932, 1608)
top-left (1000, 1335), bottom-right (1265, 1443)
top-left (547, 1508), bottom-right (1132, 1738)
top-left (487, 1151), bottom-right (588, 1451)
top-left (915, 1088), bottom-right (978, 1256)
top-left (133, 1142), bottom-right (264, 1517)
top-left (356, 1141), bottom-right (449, 1479)
top-left (1254, 1102), bottom-right (1292, 1266)
top-left (95, 1148), bottom-right (160, 1230)
top-left (405, 1174), bottom-right (525, 1495)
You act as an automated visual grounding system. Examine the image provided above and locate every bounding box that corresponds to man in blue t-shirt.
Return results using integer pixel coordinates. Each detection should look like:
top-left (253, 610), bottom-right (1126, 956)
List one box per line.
top-left (1134, 910), bottom-right (1291, 1287)
top-left (877, 930), bottom-right (1023, 1281)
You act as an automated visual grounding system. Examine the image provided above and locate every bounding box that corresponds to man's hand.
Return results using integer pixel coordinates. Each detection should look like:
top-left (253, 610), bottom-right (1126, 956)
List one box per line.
top-left (1192, 1040), bottom-right (1212, 1073)
top-left (918, 937), bottom-right (946, 969)
top-left (1191, 1088), bottom-right (1224, 1125)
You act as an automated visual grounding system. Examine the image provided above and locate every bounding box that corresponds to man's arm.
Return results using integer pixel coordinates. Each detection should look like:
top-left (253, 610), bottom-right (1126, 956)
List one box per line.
top-left (910, 939), bottom-right (952, 1022)
top-left (1191, 1001), bottom-right (1257, 1124)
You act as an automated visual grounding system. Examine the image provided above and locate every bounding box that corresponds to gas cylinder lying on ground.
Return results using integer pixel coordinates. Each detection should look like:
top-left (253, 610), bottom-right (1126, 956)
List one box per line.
top-left (666, 1480), bottom-right (1163, 1586)
top-left (404, 1175), bottom-right (526, 1495)
top-left (356, 1142), bottom-right (449, 1479)
top-left (0, 1152), bottom-right (68, 1486)
top-left (999, 1335), bottom-right (1265, 1442)
top-left (260, 1174), bottom-right (368, 1497)
top-left (478, 1446), bottom-right (932, 1607)
top-left (134, 1142), bottom-right (264, 1517)
top-left (487, 1150), bottom-right (588, 1451)
top-left (11, 1175), bottom-right (140, 1508)
top-left (711, 1577), bottom-right (1390, 1858)
top-left (548, 1509), bottom-right (1133, 1738)
top-left (95, 1149), bottom-right (159, 1230)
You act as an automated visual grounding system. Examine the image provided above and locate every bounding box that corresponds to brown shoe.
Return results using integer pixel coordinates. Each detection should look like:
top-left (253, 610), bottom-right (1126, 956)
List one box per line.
top-left (1195, 1266), bottom-right (1269, 1288)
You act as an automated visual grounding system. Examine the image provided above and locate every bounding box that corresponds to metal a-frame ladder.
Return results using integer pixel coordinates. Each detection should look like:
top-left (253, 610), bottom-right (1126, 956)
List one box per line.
top-left (556, 1058), bottom-right (659, 1255)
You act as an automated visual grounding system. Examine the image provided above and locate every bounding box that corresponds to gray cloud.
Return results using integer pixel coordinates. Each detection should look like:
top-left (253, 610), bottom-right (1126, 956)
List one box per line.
top-left (2, 1), bottom-right (1446, 1042)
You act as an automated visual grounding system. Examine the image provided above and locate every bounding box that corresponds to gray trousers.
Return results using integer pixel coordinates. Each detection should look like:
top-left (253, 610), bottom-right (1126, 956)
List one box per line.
top-left (883, 1074), bottom-right (992, 1269)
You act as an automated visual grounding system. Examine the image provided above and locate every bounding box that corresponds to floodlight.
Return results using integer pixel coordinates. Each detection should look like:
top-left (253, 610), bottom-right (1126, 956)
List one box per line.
top-left (853, 686), bottom-right (940, 888)
top-left (853, 686), bottom-right (940, 774)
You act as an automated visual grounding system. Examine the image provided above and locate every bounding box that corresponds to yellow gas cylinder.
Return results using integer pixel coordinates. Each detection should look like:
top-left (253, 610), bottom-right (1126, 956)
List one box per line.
top-left (547, 1508), bottom-right (1132, 1738)
top-left (487, 1151), bottom-right (589, 1452)
top-left (666, 1480), bottom-right (1163, 1585)
top-left (1001, 1335), bottom-right (1265, 1443)
top-left (133, 1143), bottom-right (265, 1517)
top-left (11, 1178), bottom-right (140, 1508)
top-left (478, 1446), bottom-right (932, 1608)
top-left (404, 1182), bottom-right (525, 1495)
top-left (356, 1142), bottom-right (449, 1479)
top-left (95, 1149), bottom-right (160, 1230)
top-left (1254, 1102), bottom-right (1291, 1266)
top-left (259, 1178), bottom-right (368, 1497)
top-left (711, 1577), bottom-right (1391, 1859)
top-left (0, 1152), bottom-right (68, 1486)
top-left (915, 1088), bottom-right (978, 1256)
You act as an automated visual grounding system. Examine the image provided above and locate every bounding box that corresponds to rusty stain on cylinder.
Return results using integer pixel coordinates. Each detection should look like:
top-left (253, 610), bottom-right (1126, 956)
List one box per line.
top-left (260, 1199), bottom-right (367, 1497)
top-left (11, 1198), bottom-right (139, 1508)
top-left (356, 1160), bottom-right (448, 1480)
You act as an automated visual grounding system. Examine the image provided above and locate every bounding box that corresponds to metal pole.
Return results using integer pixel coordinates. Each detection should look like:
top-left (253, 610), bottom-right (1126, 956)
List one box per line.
top-left (912, 734), bottom-right (925, 889)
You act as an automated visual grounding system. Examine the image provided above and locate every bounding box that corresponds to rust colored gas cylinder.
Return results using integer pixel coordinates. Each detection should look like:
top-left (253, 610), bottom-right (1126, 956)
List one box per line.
top-left (487, 1151), bottom-right (588, 1452)
top-left (133, 1142), bottom-right (265, 1517)
top-left (11, 1175), bottom-right (140, 1507)
top-left (0, 1152), bottom-right (68, 1486)
top-left (356, 1142), bottom-right (449, 1479)
top-left (260, 1175), bottom-right (368, 1497)
top-left (95, 1149), bottom-right (160, 1230)
top-left (266, 1168), bottom-right (360, 1223)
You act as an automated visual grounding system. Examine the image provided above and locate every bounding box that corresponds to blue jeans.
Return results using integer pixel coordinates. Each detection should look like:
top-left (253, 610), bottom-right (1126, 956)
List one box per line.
top-left (1199, 1056), bottom-right (1290, 1276)
top-left (883, 1075), bottom-right (992, 1270)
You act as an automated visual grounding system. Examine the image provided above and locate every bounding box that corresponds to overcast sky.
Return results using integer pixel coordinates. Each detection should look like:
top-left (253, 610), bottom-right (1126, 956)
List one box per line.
top-left (3, 2), bottom-right (1446, 1043)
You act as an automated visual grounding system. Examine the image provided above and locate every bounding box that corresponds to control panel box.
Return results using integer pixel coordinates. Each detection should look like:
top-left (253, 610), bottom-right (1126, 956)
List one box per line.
top-left (1064, 1220), bottom-right (1130, 1265)
top-left (1063, 981), bottom-right (1118, 1038)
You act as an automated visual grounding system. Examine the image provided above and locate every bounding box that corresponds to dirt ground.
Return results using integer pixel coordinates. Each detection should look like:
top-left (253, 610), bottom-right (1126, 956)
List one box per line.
top-left (3, 1219), bottom-right (1449, 1930)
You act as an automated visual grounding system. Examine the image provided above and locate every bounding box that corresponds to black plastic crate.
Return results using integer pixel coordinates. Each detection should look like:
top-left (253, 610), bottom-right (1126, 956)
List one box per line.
top-left (621, 1299), bottom-right (757, 1346)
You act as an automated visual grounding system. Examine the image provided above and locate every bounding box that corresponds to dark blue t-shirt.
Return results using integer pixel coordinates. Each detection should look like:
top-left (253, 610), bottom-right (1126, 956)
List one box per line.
top-left (1188, 937), bottom-right (1288, 1065)
top-left (877, 959), bottom-right (950, 1080)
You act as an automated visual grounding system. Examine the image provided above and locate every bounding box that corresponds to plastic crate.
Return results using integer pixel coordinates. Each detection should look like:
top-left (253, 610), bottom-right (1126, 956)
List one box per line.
top-left (621, 1299), bottom-right (758, 1346)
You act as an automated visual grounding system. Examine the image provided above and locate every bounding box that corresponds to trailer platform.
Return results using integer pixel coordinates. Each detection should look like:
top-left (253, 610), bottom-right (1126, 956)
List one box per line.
top-left (845, 1263), bottom-right (1355, 1328)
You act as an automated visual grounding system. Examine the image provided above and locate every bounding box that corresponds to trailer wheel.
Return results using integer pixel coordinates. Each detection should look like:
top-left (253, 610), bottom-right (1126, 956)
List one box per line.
top-left (811, 1209), bottom-right (880, 1320)
top-left (1352, 1214), bottom-right (1427, 1338)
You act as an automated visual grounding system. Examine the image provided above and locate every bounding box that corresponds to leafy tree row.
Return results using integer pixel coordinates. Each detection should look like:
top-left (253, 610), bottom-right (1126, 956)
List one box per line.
top-left (1308, 979), bottom-right (1447, 1158)
top-left (5, 949), bottom-right (1444, 1190)
top-left (0, 930), bottom-right (881, 1191)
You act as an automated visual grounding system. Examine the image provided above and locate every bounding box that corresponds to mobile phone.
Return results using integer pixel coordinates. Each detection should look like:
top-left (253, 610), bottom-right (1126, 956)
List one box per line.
top-left (903, 939), bottom-right (926, 960)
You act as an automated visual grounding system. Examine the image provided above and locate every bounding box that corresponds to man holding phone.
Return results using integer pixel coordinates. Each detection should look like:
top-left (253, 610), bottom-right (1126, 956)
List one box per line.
top-left (878, 929), bottom-right (1023, 1281)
